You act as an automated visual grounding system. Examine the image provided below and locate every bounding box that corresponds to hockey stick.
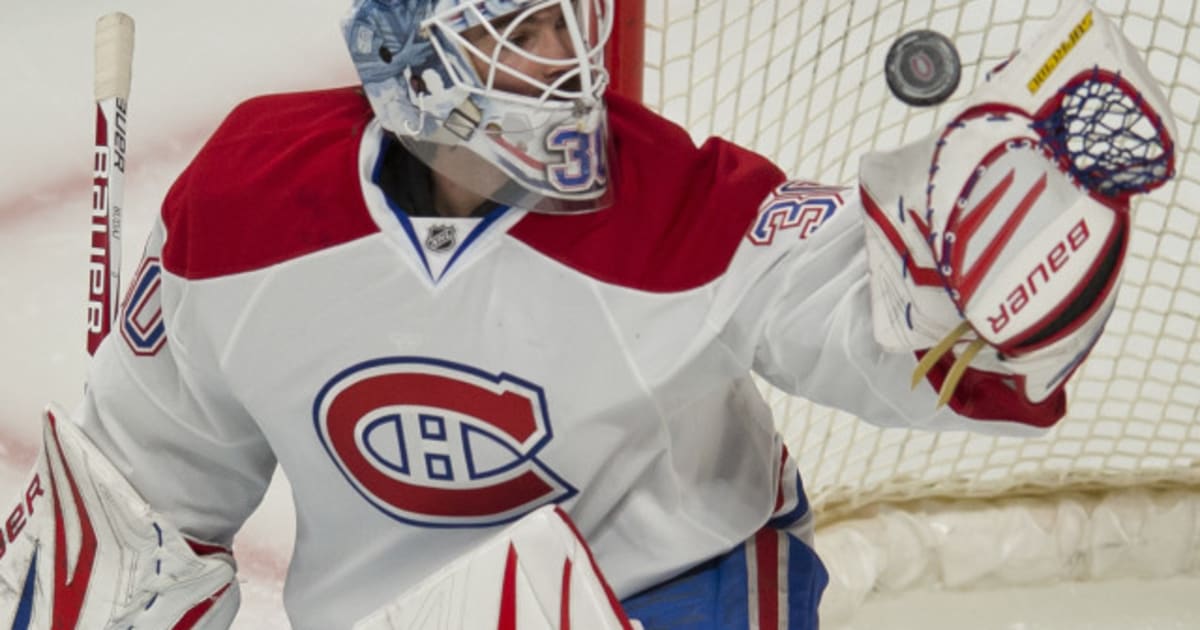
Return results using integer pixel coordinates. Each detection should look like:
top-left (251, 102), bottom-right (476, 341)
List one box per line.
top-left (88, 12), bottom-right (135, 355)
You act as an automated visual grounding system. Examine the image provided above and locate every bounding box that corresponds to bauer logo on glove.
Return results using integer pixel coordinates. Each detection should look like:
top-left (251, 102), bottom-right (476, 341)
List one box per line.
top-left (860, 0), bottom-right (1175, 408)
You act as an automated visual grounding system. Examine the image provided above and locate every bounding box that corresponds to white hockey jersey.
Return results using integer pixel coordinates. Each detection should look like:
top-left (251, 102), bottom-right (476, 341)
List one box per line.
top-left (75, 88), bottom-right (1062, 629)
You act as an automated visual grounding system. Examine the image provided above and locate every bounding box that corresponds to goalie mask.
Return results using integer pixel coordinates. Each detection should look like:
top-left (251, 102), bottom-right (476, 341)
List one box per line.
top-left (343, 0), bottom-right (614, 214)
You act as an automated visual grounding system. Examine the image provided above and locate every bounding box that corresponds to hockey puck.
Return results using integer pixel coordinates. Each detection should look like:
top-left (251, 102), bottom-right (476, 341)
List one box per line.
top-left (885, 29), bottom-right (962, 106)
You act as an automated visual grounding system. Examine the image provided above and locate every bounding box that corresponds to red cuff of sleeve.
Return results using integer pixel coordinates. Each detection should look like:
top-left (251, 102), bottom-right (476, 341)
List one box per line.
top-left (915, 350), bottom-right (1066, 428)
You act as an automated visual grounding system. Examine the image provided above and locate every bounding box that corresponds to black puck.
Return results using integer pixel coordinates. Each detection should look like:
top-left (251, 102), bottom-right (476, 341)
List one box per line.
top-left (885, 29), bottom-right (962, 106)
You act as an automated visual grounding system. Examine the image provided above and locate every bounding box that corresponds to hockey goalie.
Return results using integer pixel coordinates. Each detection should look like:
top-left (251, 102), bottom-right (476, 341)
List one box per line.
top-left (0, 0), bottom-right (1175, 628)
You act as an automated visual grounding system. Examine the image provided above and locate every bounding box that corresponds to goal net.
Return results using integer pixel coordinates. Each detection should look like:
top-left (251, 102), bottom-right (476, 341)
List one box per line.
top-left (609, 0), bottom-right (1200, 622)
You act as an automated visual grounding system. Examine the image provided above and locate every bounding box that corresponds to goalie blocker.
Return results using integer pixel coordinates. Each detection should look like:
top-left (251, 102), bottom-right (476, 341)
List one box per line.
top-left (858, 0), bottom-right (1175, 416)
top-left (0, 407), bottom-right (238, 629)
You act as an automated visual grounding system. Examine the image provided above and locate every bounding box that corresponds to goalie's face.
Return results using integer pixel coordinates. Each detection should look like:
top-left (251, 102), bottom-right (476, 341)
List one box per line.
top-left (461, 5), bottom-right (575, 97)
top-left (344, 0), bottom-right (614, 214)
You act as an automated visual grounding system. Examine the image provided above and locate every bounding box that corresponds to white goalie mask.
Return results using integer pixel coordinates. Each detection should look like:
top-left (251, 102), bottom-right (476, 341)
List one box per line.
top-left (343, 0), bottom-right (614, 214)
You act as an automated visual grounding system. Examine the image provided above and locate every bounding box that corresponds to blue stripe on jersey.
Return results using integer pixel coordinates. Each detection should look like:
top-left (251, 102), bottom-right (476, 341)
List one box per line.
top-left (391, 210), bottom-right (433, 278)
top-left (372, 137), bottom-right (434, 280)
top-left (767, 472), bottom-right (811, 530)
top-left (372, 135), bottom-right (514, 283)
top-left (439, 203), bottom-right (512, 278)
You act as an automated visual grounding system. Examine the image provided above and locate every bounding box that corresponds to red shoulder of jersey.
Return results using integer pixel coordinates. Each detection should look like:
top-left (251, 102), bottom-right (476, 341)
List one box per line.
top-left (162, 87), bottom-right (379, 280)
top-left (508, 93), bottom-right (787, 292)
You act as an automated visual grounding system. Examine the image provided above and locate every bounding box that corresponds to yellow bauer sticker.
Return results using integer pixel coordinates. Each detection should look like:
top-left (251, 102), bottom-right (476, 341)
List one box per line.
top-left (1028, 10), bottom-right (1094, 94)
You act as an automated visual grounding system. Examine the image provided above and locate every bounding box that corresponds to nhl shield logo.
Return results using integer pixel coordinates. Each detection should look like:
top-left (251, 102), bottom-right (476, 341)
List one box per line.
top-left (314, 357), bottom-right (577, 528)
top-left (425, 224), bottom-right (457, 253)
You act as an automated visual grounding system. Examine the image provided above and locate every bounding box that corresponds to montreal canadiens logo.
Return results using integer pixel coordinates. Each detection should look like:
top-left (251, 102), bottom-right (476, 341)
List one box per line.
top-left (314, 357), bottom-right (576, 528)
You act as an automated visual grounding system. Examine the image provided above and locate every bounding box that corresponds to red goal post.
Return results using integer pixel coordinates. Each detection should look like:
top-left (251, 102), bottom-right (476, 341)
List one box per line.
top-left (605, 0), bottom-right (1200, 622)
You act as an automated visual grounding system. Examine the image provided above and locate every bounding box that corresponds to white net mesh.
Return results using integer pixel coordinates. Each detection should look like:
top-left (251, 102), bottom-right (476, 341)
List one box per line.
top-left (638, 0), bottom-right (1200, 524)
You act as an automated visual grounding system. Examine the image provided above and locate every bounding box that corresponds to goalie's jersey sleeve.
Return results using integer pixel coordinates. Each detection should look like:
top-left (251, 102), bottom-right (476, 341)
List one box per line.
top-left (74, 87), bottom-right (1041, 630)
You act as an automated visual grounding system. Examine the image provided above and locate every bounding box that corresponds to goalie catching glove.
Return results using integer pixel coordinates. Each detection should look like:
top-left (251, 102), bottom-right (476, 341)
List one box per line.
top-left (860, 0), bottom-right (1176, 413)
top-left (0, 406), bottom-right (238, 629)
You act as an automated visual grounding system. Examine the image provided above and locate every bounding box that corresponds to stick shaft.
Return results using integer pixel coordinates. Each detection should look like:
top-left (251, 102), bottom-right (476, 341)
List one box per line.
top-left (88, 13), bottom-right (134, 355)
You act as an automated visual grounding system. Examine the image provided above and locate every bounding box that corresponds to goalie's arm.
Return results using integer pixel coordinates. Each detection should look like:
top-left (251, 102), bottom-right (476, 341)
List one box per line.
top-left (1, 220), bottom-right (277, 628)
top-left (74, 219), bottom-right (278, 546)
top-left (721, 183), bottom-right (1058, 434)
top-left (733, 0), bottom-right (1176, 432)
